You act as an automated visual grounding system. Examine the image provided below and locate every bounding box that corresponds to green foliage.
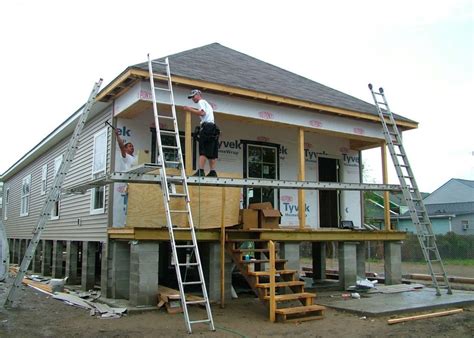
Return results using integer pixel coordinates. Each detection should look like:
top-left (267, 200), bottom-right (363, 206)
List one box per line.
top-left (402, 232), bottom-right (474, 261)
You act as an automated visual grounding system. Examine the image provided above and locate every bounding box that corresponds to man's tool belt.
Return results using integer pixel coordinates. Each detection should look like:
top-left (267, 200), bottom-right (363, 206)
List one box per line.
top-left (195, 122), bottom-right (220, 141)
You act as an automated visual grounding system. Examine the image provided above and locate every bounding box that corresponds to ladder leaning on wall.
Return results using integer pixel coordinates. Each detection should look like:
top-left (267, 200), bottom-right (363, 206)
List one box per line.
top-left (147, 54), bottom-right (215, 333)
top-left (2, 80), bottom-right (103, 308)
top-left (368, 83), bottom-right (452, 296)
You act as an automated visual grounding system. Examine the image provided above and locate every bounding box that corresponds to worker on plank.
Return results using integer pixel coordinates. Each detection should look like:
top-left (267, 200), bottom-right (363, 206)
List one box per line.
top-left (184, 89), bottom-right (220, 177)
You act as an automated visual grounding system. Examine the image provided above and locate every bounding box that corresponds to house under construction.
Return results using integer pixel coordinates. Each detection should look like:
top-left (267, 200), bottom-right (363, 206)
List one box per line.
top-left (2, 43), bottom-right (419, 322)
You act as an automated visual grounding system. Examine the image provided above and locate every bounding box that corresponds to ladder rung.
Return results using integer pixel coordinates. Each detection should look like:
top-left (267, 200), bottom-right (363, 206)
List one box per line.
top-left (377, 101), bottom-right (387, 105)
top-left (152, 73), bottom-right (169, 79)
top-left (151, 60), bottom-right (168, 66)
top-left (160, 130), bottom-right (177, 136)
top-left (182, 281), bottom-right (203, 286)
top-left (170, 210), bottom-right (188, 213)
top-left (169, 193), bottom-right (187, 198)
top-left (175, 244), bottom-right (195, 249)
top-left (165, 161), bottom-right (181, 165)
top-left (179, 262), bottom-right (199, 267)
top-left (189, 319), bottom-right (211, 325)
top-left (186, 299), bottom-right (207, 305)
top-left (172, 227), bottom-right (192, 230)
top-left (157, 115), bottom-right (175, 120)
top-left (154, 87), bottom-right (171, 92)
top-left (162, 145), bottom-right (179, 150)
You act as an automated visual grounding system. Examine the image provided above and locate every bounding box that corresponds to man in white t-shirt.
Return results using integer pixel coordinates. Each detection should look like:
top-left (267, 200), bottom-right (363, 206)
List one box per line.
top-left (115, 128), bottom-right (137, 171)
top-left (113, 127), bottom-right (138, 227)
top-left (184, 89), bottom-right (219, 177)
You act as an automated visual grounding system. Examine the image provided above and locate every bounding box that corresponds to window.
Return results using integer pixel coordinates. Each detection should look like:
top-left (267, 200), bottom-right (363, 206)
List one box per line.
top-left (41, 164), bottom-right (48, 195)
top-left (90, 187), bottom-right (105, 214)
top-left (91, 128), bottom-right (107, 214)
top-left (462, 220), bottom-right (469, 231)
top-left (51, 155), bottom-right (63, 220)
top-left (3, 187), bottom-right (9, 220)
top-left (20, 175), bottom-right (31, 216)
top-left (244, 143), bottom-right (279, 208)
top-left (92, 128), bottom-right (107, 177)
top-left (150, 128), bottom-right (185, 167)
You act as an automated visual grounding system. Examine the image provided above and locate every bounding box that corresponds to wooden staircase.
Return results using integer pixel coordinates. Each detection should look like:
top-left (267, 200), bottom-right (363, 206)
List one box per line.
top-left (227, 240), bottom-right (325, 322)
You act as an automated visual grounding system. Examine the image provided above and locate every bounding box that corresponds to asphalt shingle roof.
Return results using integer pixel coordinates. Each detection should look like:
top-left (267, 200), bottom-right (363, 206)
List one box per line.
top-left (426, 202), bottom-right (474, 215)
top-left (133, 43), bottom-right (414, 123)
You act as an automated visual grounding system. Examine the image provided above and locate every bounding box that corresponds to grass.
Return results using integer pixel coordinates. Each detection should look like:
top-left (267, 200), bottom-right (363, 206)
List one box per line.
top-left (443, 259), bottom-right (474, 266)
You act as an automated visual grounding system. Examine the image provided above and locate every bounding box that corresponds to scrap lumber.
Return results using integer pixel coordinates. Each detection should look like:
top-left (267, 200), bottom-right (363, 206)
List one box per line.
top-left (387, 308), bottom-right (463, 325)
top-left (405, 273), bottom-right (474, 285)
top-left (157, 285), bottom-right (204, 314)
top-left (22, 278), bottom-right (53, 294)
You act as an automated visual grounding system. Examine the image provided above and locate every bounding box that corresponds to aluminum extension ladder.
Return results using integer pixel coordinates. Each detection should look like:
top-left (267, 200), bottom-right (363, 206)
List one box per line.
top-left (2, 80), bottom-right (103, 307)
top-left (368, 83), bottom-right (452, 296)
top-left (147, 55), bottom-right (215, 333)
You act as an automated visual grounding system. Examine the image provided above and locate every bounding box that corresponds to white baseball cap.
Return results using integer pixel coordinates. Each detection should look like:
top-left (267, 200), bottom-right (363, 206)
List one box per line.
top-left (187, 89), bottom-right (202, 99)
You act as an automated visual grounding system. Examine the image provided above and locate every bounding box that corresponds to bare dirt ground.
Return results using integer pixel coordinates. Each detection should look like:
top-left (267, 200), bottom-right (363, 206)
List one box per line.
top-left (1, 261), bottom-right (473, 337)
top-left (1, 282), bottom-right (473, 338)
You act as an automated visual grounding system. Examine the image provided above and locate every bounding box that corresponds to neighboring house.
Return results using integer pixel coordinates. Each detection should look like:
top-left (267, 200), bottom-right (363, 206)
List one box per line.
top-left (397, 179), bottom-right (474, 235)
top-left (364, 191), bottom-right (429, 229)
top-left (1, 43), bottom-right (416, 306)
top-left (364, 191), bottom-right (406, 229)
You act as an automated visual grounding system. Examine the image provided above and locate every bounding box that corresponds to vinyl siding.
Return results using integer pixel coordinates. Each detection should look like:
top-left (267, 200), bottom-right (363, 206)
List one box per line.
top-left (451, 214), bottom-right (474, 235)
top-left (4, 107), bottom-right (112, 241)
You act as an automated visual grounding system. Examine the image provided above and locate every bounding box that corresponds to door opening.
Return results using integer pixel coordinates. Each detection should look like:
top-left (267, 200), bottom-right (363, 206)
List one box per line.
top-left (318, 157), bottom-right (339, 228)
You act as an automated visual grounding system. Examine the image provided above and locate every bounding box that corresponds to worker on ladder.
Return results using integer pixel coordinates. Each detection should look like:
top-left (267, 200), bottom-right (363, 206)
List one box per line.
top-left (184, 89), bottom-right (220, 177)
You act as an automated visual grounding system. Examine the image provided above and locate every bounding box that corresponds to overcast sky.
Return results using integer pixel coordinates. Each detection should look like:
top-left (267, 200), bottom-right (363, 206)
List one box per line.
top-left (1, 0), bottom-right (472, 192)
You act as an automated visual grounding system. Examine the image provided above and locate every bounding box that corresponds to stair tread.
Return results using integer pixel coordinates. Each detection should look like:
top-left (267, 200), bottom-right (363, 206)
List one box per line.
top-left (248, 269), bottom-right (297, 276)
top-left (256, 281), bottom-right (304, 288)
top-left (275, 304), bottom-right (326, 315)
top-left (265, 292), bottom-right (316, 301)
top-left (240, 258), bottom-right (286, 264)
top-left (233, 248), bottom-right (277, 253)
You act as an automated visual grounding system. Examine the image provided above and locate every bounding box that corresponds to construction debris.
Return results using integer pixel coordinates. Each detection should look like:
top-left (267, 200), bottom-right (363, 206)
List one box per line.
top-left (13, 271), bottom-right (127, 318)
top-left (387, 308), bottom-right (464, 325)
top-left (157, 285), bottom-right (205, 314)
top-left (367, 283), bottom-right (424, 294)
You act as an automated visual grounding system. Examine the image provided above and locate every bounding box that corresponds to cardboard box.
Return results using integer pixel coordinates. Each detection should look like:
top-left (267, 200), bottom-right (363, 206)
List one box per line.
top-left (242, 209), bottom-right (259, 230)
top-left (258, 209), bottom-right (281, 229)
top-left (248, 202), bottom-right (281, 229)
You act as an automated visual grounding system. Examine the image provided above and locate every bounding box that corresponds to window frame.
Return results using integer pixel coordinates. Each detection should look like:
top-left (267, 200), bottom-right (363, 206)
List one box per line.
top-left (92, 128), bottom-right (108, 177)
top-left (51, 155), bottom-right (63, 220)
top-left (3, 187), bottom-right (9, 220)
top-left (20, 175), bottom-right (31, 217)
top-left (90, 127), bottom-right (108, 214)
top-left (242, 140), bottom-right (280, 209)
top-left (41, 164), bottom-right (48, 195)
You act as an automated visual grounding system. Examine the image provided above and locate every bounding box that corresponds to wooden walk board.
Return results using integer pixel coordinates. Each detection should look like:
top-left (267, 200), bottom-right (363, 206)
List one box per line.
top-left (248, 269), bottom-right (297, 276)
top-left (256, 280), bottom-right (304, 288)
top-left (265, 292), bottom-right (316, 302)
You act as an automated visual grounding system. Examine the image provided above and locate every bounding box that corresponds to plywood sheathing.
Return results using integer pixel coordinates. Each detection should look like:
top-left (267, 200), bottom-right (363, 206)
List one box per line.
top-left (126, 171), bottom-right (241, 229)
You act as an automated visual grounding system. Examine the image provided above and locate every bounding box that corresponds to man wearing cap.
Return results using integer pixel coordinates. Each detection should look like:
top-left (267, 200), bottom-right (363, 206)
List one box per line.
top-left (184, 89), bottom-right (219, 177)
